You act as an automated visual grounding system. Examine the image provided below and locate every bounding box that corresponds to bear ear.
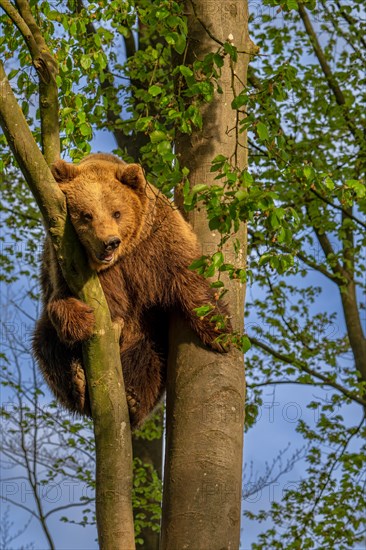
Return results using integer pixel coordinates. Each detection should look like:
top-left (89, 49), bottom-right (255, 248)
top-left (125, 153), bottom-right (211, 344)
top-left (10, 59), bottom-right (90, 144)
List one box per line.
top-left (116, 164), bottom-right (145, 190)
top-left (51, 160), bottom-right (79, 183)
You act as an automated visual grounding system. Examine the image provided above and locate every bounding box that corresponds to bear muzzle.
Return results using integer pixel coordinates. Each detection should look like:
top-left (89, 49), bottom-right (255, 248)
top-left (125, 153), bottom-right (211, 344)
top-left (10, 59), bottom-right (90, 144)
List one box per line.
top-left (97, 236), bottom-right (121, 263)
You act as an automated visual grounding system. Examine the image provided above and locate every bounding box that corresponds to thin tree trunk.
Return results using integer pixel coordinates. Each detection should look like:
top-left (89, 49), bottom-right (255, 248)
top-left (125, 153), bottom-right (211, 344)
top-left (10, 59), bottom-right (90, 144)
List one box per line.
top-left (132, 418), bottom-right (163, 550)
top-left (0, 60), bottom-right (135, 550)
top-left (161, 1), bottom-right (252, 548)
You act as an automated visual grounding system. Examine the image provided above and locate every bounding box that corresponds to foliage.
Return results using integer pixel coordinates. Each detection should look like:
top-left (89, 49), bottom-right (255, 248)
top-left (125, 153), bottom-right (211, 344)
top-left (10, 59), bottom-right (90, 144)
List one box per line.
top-left (0, 170), bottom-right (43, 285)
top-left (242, 0), bottom-right (366, 547)
top-left (133, 458), bottom-right (162, 546)
top-left (1, 0), bottom-right (365, 548)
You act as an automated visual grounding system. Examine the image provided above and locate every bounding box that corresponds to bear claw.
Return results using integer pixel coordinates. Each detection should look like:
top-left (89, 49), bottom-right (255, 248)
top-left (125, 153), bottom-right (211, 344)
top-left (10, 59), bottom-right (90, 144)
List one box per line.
top-left (126, 387), bottom-right (141, 426)
top-left (48, 297), bottom-right (95, 344)
top-left (70, 361), bottom-right (86, 412)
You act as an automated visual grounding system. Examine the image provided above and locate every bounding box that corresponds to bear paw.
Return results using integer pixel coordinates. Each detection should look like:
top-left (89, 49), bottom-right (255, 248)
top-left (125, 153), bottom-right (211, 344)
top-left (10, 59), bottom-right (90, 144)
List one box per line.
top-left (197, 322), bottom-right (231, 354)
top-left (126, 387), bottom-right (141, 427)
top-left (48, 297), bottom-right (95, 345)
top-left (70, 360), bottom-right (87, 413)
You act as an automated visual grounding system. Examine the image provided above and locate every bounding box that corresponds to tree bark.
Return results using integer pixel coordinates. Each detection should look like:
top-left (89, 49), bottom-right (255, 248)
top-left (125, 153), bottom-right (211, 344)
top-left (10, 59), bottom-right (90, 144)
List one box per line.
top-left (161, 1), bottom-right (252, 548)
top-left (0, 60), bottom-right (135, 550)
top-left (1, 0), bottom-right (60, 163)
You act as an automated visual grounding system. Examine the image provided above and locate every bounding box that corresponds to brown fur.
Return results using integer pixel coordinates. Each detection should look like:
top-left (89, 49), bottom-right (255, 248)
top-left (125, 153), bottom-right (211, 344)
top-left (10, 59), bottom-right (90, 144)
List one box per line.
top-left (33, 153), bottom-right (231, 427)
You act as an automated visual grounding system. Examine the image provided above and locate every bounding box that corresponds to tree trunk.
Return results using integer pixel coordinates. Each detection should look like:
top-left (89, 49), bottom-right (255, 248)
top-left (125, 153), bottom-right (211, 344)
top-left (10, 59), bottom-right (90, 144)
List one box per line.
top-left (132, 409), bottom-right (163, 550)
top-left (161, 1), bottom-right (252, 548)
top-left (0, 60), bottom-right (135, 550)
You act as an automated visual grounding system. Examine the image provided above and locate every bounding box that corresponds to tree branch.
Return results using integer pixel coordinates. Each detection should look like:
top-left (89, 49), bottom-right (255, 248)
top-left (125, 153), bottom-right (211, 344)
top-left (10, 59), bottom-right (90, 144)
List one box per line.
top-left (320, 0), bottom-right (366, 61)
top-left (309, 187), bottom-right (366, 231)
top-left (295, 248), bottom-right (341, 282)
top-left (339, 279), bottom-right (366, 384)
top-left (0, 496), bottom-right (40, 520)
top-left (248, 67), bottom-right (366, 231)
top-left (44, 500), bottom-right (94, 520)
top-left (13, 0), bottom-right (59, 164)
top-left (298, 3), bottom-right (360, 140)
top-left (248, 228), bottom-right (341, 283)
top-left (306, 202), bottom-right (346, 279)
top-left (303, 412), bottom-right (366, 534)
top-left (247, 380), bottom-right (328, 389)
top-left (0, 204), bottom-right (40, 224)
top-left (0, 0), bottom-right (39, 55)
top-left (0, 60), bottom-right (136, 549)
top-left (250, 336), bottom-right (366, 408)
top-left (333, 0), bottom-right (366, 50)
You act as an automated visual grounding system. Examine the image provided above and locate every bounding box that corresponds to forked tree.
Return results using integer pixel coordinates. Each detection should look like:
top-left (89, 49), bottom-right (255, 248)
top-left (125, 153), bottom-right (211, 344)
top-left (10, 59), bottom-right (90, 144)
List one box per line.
top-left (0, 0), bottom-right (251, 547)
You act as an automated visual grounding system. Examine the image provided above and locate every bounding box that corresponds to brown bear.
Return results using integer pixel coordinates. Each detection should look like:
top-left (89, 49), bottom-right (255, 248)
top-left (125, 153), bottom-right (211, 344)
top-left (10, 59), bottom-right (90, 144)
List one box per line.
top-left (33, 153), bottom-right (231, 427)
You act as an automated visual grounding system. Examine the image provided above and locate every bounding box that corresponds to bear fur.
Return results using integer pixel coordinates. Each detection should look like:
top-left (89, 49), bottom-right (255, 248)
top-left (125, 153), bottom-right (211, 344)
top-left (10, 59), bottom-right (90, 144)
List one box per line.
top-left (33, 153), bottom-right (231, 427)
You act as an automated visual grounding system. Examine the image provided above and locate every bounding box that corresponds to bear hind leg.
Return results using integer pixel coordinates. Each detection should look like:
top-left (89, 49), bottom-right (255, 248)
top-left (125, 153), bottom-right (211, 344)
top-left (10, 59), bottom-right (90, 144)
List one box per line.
top-left (121, 338), bottom-right (166, 429)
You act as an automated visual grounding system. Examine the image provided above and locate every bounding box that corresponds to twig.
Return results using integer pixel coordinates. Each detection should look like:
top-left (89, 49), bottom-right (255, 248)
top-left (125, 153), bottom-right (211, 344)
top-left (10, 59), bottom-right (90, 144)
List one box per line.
top-left (309, 187), bottom-right (366, 231)
top-left (250, 336), bottom-right (366, 408)
top-left (14, 0), bottom-right (59, 163)
top-left (298, 3), bottom-right (361, 140)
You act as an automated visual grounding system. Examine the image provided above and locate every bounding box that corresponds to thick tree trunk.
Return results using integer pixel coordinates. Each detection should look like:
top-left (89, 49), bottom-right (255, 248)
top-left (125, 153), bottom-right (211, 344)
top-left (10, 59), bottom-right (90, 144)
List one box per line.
top-left (161, 1), bottom-right (251, 548)
top-left (0, 60), bottom-right (135, 550)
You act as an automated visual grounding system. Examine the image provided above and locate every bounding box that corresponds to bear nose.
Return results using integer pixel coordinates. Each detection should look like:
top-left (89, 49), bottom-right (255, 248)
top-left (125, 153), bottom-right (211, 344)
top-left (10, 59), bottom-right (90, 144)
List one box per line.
top-left (104, 237), bottom-right (121, 252)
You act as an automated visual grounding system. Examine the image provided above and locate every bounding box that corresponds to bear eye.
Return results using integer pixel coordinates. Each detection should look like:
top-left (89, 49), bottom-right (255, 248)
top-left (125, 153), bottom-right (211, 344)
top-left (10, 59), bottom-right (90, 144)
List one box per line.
top-left (82, 212), bottom-right (93, 222)
top-left (112, 211), bottom-right (121, 220)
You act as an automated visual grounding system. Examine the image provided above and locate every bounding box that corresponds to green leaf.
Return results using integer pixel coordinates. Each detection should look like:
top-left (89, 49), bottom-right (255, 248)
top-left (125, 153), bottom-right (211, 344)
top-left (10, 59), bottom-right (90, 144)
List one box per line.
top-left (224, 42), bottom-right (238, 62)
top-left (191, 184), bottom-right (208, 195)
top-left (8, 69), bottom-right (18, 80)
top-left (174, 34), bottom-right (187, 54)
top-left (189, 257), bottom-right (208, 271)
top-left (232, 93), bottom-right (248, 110)
top-left (324, 176), bottom-right (334, 190)
top-left (257, 121), bottom-right (269, 140)
top-left (194, 304), bottom-right (214, 317)
top-left (79, 123), bottom-right (91, 137)
top-left (93, 34), bottom-right (102, 48)
top-left (235, 189), bottom-right (247, 202)
top-left (165, 32), bottom-right (186, 54)
top-left (135, 117), bottom-right (153, 132)
top-left (80, 55), bottom-right (91, 70)
top-left (148, 85), bottom-right (162, 97)
top-left (150, 130), bottom-right (167, 143)
top-left (240, 336), bottom-right (251, 353)
top-left (179, 65), bottom-right (193, 78)
top-left (346, 179), bottom-right (365, 198)
top-left (304, 166), bottom-right (313, 180)
top-left (156, 140), bottom-right (171, 155)
top-left (212, 251), bottom-right (224, 269)
top-left (269, 211), bottom-right (281, 229)
top-left (210, 280), bottom-right (224, 288)
top-left (242, 170), bottom-right (253, 186)
top-left (286, 0), bottom-right (299, 9)
top-left (212, 155), bottom-right (227, 163)
top-left (213, 53), bottom-right (224, 68)
top-left (208, 216), bottom-right (221, 230)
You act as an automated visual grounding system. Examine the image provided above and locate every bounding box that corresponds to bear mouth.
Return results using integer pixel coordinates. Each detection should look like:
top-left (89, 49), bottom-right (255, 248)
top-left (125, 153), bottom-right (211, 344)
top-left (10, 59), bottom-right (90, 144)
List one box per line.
top-left (97, 252), bottom-right (115, 264)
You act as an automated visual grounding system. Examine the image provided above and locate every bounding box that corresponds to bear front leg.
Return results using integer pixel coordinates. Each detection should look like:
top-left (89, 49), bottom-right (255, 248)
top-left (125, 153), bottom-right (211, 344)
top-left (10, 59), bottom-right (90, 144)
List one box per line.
top-left (43, 238), bottom-right (95, 346)
top-left (47, 294), bottom-right (95, 345)
top-left (171, 268), bottom-right (232, 352)
top-left (33, 311), bottom-right (91, 416)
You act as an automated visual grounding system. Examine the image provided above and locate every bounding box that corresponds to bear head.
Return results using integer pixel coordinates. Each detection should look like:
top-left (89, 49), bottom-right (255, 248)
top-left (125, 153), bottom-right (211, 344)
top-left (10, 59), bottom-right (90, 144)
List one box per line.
top-left (51, 155), bottom-right (149, 271)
